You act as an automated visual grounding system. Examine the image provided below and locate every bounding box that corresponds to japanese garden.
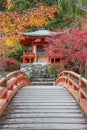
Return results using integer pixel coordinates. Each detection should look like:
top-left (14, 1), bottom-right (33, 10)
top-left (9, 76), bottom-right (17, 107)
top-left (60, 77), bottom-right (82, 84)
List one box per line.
top-left (0, 0), bottom-right (87, 129)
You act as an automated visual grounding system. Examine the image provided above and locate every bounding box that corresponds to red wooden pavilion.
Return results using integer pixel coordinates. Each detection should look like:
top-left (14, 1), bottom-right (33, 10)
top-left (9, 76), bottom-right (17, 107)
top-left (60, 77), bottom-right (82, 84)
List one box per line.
top-left (20, 29), bottom-right (60, 64)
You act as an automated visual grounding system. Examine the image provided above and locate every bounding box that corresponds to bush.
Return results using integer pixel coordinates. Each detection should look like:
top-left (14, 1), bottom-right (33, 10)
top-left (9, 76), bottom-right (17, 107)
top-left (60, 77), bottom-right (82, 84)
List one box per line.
top-left (28, 73), bottom-right (34, 80)
top-left (8, 44), bottom-right (25, 62)
top-left (84, 73), bottom-right (87, 80)
top-left (3, 57), bottom-right (20, 72)
top-left (47, 65), bottom-right (61, 78)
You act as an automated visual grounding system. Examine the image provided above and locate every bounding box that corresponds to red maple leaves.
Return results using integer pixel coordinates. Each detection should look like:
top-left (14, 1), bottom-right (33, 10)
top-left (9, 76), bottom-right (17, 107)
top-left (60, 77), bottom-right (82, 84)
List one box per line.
top-left (46, 28), bottom-right (87, 75)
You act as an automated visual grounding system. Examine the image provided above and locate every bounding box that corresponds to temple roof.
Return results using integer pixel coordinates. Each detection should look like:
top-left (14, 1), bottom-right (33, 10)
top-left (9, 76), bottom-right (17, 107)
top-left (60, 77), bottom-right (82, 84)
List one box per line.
top-left (24, 29), bottom-right (58, 37)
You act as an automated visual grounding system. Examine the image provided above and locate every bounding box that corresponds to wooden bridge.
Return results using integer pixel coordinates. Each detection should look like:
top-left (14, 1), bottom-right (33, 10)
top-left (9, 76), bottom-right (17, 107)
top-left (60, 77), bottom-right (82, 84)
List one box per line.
top-left (0, 70), bottom-right (87, 129)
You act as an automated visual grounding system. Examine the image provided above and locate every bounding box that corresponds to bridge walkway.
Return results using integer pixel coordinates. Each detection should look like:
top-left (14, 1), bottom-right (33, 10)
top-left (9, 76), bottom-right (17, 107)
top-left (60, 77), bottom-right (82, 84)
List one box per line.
top-left (0, 85), bottom-right (87, 130)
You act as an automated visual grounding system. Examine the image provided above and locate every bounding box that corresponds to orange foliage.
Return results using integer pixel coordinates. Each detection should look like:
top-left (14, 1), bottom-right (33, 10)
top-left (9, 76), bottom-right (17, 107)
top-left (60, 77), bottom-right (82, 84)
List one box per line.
top-left (0, 12), bottom-right (26, 56)
top-left (7, 0), bottom-right (13, 9)
top-left (26, 3), bottom-right (60, 27)
top-left (0, 3), bottom-right (60, 56)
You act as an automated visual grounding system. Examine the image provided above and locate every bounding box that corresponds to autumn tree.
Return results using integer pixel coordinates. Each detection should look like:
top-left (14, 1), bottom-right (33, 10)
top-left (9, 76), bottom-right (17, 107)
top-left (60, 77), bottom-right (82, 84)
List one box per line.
top-left (0, 12), bottom-right (28, 56)
top-left (21, 3), bottom-right (60, 28)
top-left (0, 2), bottom-right (60, 62)
top-left (6, 0), bottom-right (59, 11)
top-left (46, 28), bottom-right (87, 75)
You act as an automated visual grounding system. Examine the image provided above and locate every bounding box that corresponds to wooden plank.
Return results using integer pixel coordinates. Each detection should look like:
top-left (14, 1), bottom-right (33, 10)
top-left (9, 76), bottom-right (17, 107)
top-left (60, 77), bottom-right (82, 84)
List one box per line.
top-left (8, 105), bottom-right (80, 109)
top-left (0, 85), bottom-right (87, 130)
top-left (3, 113), bottom-right (83, 118)
top-left (15, 95), bottom-right (73, 98)
top-left (12, 100), bottom-right (76, 103)
top-left (9, 102), bottom-right (77, 106)
top-left (13, 97), bottom-right (75, 100)
top-left (3, 117), bottom-right (87, 124)
top-left (6, 109), bottom-right (82, 113)
top-left (0, 123), bottom-right (87, 129)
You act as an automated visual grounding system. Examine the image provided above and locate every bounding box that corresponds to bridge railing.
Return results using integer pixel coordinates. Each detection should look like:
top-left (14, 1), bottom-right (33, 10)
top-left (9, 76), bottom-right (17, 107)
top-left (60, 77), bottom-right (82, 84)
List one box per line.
top-left (55, 70), bottom-right (87, 114)
top-left (0, 70), bottom-right (32, 115)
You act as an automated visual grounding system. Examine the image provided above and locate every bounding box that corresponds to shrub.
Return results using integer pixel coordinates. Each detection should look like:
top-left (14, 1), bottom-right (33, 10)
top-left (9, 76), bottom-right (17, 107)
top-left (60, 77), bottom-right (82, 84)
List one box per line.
top-left (84, 73), bottom-right (87, 80)
top-left (28, 73), bottom-right (34, 81)
top-left (47, 65), bottom-right (61, 78)
top-left (3, 57), bottom-right (20, 72)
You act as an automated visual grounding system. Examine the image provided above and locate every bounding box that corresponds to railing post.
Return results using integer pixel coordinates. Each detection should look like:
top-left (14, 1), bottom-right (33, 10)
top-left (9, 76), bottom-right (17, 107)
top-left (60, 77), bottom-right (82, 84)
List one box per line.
top-left (78, 75), bottom-right (82, 103)
top-left (67, 72), bottom-right (70, 88)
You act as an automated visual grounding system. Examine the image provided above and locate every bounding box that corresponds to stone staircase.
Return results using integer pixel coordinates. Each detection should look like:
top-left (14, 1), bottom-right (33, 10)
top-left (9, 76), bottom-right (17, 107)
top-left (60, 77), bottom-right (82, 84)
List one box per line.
top-left (29, 64), bottom-right (55, 86)
top-left (20, 63), bottom-right (55, 86)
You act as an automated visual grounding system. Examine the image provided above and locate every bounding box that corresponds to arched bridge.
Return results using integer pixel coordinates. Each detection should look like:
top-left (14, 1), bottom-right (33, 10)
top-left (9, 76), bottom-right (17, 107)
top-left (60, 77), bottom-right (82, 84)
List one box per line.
top-left (0, 70), bottom-right (87, 130)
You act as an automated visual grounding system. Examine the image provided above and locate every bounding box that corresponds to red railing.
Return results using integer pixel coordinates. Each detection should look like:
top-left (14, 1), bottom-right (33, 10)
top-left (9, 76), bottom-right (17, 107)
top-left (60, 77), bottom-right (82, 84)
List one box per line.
top-left (0, 70), bottom-right (32, 115)
top-left (55, 71), bottom-right (87, 114)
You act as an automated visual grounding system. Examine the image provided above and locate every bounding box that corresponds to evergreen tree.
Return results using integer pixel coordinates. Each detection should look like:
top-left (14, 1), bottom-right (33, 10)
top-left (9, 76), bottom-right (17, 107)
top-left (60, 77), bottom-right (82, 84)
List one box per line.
top-left (0, 0), bottom-right (7, 11)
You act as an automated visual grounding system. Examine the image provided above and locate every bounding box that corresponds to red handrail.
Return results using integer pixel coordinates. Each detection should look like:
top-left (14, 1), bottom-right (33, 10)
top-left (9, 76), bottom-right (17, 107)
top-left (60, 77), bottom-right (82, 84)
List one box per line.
top-left (0, 70), bottom-right (32, 115)
top-left (55, 70), bottom-right (87, 114)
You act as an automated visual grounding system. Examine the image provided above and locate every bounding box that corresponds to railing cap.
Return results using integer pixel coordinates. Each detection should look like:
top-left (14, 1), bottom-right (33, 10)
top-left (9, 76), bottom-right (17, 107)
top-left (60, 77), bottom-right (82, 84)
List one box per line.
top-left (58, 70), bottom-right (87, 84)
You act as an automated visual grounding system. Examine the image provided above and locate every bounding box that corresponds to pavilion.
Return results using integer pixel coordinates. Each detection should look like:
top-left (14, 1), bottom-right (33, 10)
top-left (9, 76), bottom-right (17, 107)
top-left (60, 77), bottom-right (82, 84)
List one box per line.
top-left (20, 29), bottom-right (61, 64)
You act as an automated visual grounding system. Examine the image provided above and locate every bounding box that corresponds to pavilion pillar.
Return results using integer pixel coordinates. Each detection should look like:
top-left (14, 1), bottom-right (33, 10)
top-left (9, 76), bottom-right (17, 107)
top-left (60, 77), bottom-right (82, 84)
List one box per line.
top-left (33, 45), bottom-right (37, 56)
top-left (29, 57), bottom-right (33, 63)
top-left (23, 57), bottom-right (25, 63)
top-left (33, 45), bottom-right (37, 62)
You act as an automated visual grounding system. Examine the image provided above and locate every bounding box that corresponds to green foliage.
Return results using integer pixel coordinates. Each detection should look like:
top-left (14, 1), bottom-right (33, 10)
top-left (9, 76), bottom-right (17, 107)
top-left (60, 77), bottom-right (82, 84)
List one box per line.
top-left (44, 0), bottom-right (57, 5)
top-left (8, 0), bottom-right (58, 12)
top-left (5, 65), bottom-right (20, 72)
top-left (84, 73), bottom-right (87, 80)
top-left (48, 65), bottom-right (60, 78)
top-left (48, 14), bottom-right (74, 30)
top-left (0, 0), bottom-right (7, 11)
top-left (48, 0), bottom-right (87, 30)
top-left (9, 0), bottom-right (34, 11)
top-left (28, 73), bottom-right (34, 80)
top-left (8, 44), bottom-right (26, 62)
top-left (59, 0), bottom-right (77, 15)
